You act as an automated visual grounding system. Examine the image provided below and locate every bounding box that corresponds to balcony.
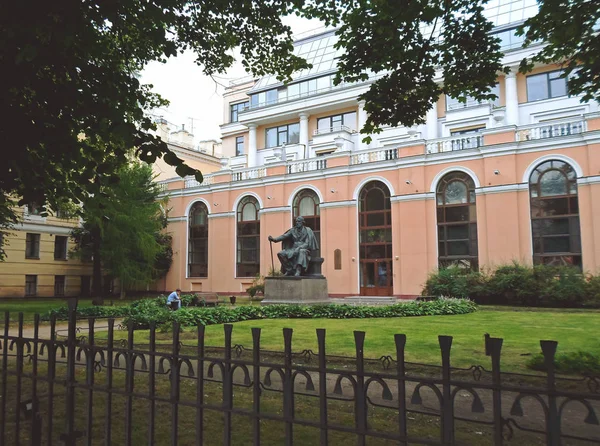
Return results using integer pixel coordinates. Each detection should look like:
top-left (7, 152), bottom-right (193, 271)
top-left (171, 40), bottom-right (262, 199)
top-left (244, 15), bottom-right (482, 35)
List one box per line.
top-left (184, 175), bottom-right (214, 188)
top-left (350, 147), bottom-right (399, 165)
top-left (516, 119), bottom-right (586, 142)
top-left (232, 167), bottom-right (266, 182)
top-left (311, 126), bottom-right (357, 155)
top-left (287, 158), bottom-right (328, 174)
top-left (426, 134), bottom-right (484, 154)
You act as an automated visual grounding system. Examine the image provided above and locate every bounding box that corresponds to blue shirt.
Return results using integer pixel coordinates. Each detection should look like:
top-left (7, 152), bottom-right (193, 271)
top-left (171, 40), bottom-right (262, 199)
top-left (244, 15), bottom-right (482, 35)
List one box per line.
top-left (167, 291), bottom-right (180, 303)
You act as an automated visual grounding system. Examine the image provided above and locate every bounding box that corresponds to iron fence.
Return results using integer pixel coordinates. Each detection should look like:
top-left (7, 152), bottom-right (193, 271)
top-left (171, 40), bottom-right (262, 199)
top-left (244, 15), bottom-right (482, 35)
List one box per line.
top-left (0, 305), bottom-right (599, 445)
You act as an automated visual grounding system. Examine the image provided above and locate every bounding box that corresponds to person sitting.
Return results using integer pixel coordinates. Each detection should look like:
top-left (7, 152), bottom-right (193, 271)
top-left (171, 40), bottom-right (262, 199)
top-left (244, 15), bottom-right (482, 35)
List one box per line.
top-left (167, 289), bottom-right (182, 310)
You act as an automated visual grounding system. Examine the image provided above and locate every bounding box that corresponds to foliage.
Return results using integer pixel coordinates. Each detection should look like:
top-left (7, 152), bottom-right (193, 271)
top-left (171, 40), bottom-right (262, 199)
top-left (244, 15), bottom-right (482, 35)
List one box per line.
top-left (527, 351), bottom-right (600, 376)
top-left (152, 233), bottom-right (173, 280)
top-left (70, 162), bottom-right (170, 295)
top-left (246, 275), bottom-right (265, 299)
top-left (423, 263), bottom-right (600, 308)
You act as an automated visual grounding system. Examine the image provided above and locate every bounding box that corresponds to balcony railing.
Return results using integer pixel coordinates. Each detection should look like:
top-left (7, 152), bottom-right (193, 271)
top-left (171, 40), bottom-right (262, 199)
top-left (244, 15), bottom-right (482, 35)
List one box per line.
top-left (426, 134), bottom-right (483, 154)
top-left (184, 175), bottom-right (214, 189)
top-left (516, 120), bottom-right (586, 142)
top-left (232, 167), bottom-right (266, 182)
top-left (313, 125), bottom-right (354, 136)
top-left (351, 148), bottom-right (399, 165)
top-left (287, 158), bottom-right (327, 174)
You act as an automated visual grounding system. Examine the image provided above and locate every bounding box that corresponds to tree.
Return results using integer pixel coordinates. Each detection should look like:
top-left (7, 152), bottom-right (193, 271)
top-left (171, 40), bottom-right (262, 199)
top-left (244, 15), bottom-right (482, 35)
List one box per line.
top-left (71, 162), bottom-right (170, 299)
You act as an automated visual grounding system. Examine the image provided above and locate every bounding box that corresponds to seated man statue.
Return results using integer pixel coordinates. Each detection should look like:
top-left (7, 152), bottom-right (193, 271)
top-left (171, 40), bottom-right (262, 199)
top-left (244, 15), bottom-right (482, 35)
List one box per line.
top-left (268, 216), bottom-right (319, 276)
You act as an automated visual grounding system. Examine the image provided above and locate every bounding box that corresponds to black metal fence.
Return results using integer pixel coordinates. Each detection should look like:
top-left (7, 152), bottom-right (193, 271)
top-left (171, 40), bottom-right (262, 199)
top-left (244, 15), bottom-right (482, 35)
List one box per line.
top-left (1, 306), bottom-right (599, 445)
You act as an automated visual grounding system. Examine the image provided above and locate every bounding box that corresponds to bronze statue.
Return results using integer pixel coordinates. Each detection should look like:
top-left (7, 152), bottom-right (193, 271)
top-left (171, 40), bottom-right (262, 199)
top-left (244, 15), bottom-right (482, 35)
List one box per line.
top-left (268, 216), bottom-right (319, 276)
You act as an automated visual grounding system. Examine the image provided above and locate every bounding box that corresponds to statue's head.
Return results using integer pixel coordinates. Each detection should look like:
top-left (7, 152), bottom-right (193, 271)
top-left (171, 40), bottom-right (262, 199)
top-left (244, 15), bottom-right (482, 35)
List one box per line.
top-left (295, 216), bottom-right (305, 228)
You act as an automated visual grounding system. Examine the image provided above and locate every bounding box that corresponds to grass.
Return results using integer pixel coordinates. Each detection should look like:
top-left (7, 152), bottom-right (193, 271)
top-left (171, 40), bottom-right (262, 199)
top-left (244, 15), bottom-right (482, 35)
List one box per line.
top-left (0, 298), bottom-right (133, 321)
top-left (106, 306), bottom-right (600, 374)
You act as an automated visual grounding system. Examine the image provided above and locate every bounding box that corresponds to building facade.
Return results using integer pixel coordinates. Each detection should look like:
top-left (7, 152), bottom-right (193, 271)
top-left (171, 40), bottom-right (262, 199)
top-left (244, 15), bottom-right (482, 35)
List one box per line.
top-left (159, 5), bottom-right (600, 298)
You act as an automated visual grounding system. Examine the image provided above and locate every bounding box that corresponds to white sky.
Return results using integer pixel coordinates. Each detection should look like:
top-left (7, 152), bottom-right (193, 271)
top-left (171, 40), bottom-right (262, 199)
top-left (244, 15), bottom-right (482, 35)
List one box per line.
top-left (140, 16), bottom-right (324, 143)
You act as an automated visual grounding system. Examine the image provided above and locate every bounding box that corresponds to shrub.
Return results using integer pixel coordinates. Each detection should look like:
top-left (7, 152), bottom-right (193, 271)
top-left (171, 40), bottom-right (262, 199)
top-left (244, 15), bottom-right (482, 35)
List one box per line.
top-left (246, 275), bottom-right (264, 299)
top-left (526, 351), bottom-right (600, 376)
top-left (423, 262), bottom-right (600, 308)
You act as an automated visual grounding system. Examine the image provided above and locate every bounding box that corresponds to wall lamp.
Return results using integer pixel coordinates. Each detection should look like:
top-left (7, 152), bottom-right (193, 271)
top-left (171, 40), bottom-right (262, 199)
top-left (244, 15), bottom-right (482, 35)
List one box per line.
top-left (494, 170), bottom-right (500, 175)
top-left (405, 180), bottom-right (412, 185)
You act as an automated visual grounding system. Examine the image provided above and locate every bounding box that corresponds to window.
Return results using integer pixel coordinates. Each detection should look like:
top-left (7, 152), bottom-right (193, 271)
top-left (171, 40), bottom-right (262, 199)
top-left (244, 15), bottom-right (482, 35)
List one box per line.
top-left (230, 101), bottom-right (249, 123)
top-left (446, 84), bottom-right (500, 110)
top-left (249, 74), bottom-right (337, 108)
top-left (188, 202), bottom-right (209, 277)
top-left (527, 70), bottom-right (568, 102)
top-left (317, 112), bottom-right (357, 133)
top-left (54, 236), bottom-right (68, 260)
top-left (27, 203), bottom-right (42, 216)
top-left (491, 26), bottom-right (526, 51)
top-left (25, 233), bottom-right (40, 259)
top-left (235, 136), bottom-right (244, 156)
top-left (265, 124), bottom-right (300, 148)
top-left (292, 189), bottom-right (320, 257)
top-left (54, 275), bottom-right (66, 297)
top-left (25, 275), bottom-right (37, 297)
top-left (529, 160), bottom-right (581, 267)
top-left (236, 196), bottom-right (260, 277)
top-left (436, 172), bottom-right (478, 270)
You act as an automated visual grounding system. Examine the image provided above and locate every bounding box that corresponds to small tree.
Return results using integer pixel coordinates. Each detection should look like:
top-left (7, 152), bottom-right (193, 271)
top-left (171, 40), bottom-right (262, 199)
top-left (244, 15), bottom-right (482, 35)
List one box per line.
top-left (71, 162), bottom-right (170, 300)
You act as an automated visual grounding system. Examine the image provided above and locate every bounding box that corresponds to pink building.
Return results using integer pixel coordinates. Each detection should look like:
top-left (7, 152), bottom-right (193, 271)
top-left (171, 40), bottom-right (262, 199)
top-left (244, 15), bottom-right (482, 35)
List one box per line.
top-left (159, 6), bottom-right (600, 298)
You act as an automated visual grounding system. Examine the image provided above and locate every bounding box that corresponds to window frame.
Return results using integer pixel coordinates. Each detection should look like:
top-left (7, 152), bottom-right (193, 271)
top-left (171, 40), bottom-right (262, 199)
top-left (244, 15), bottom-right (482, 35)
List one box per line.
top-left (235, 136), bottom-right (244, 156)
top-left (292, 189), bottom-right (321, 257)
top-left (25, 275), bottom-right (37, 297)
top-left (436, 172), bottom-right (479, 270)
top-left (54, 235), bottom-right (68, 260)
top-left (317, 111), bottom-right (357, 133)
top-left (230, 101), bottom-right (249, 123)
top-left (54, 275), bottom-right (66, 297)
top-left (188, 202), bottom-right (209, 278)
top-left (265, 123), bottom-right (300, 148)
top-left (25, 233), bottom-right (41, 259)
top-left (526, 70), bottom-right (569, 102)
top-left (236, 196), bottom-right (260, 277)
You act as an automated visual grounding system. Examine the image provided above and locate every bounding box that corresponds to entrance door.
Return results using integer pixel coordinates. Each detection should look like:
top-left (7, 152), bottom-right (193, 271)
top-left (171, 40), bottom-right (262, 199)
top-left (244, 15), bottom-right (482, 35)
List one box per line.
top-left (359, 181), bottom-right (393, 296)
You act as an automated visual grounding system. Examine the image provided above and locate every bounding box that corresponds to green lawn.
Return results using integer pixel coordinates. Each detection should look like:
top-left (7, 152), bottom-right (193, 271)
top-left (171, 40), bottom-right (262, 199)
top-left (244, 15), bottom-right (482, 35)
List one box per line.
top-left (110, 306), bottom-right (600, 373)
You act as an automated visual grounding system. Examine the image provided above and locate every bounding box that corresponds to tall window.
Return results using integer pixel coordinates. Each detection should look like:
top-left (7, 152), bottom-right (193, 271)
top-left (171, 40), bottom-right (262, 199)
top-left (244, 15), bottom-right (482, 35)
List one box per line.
top-left (54, 236), bottom-right (68, 260)
top-left (317, 112), bottom-right (357, 133)
top-left (292, 189), bottom-right (320, 257)
top-left (188, 202), bottom-right (209, 277)
top-left (529, 160), bottom-right (581, 267)
top-left (230, 101), bottom-right (249, 123)
top-left (359, 181), bottom-right (393, 295)
top-left (446, 84), bottom-right (500, 110)
top-left (265, 124), bottom-right (300, 148)
top-left (237, 196), bottom-right (260, 277)
top-left (25, 275), bottom-right (37, 297)
top-left (436, 172), bottom-right (479, 269)
top-left (235, 136), bottom-right (244, 156)
top-left (526, 70), bottom-right (568, 102)
top-left (54, 275), bottom-right (66, 296)
top-left (25, 233), bottom-right (40, 259)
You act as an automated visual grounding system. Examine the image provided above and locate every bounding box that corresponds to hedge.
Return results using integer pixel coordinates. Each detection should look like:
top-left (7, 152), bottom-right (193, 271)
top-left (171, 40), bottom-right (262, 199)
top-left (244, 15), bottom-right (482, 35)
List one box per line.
top-left (422, 263), bottom-right (600, 308)
top-left (42, 296), bottom-right (477, 328)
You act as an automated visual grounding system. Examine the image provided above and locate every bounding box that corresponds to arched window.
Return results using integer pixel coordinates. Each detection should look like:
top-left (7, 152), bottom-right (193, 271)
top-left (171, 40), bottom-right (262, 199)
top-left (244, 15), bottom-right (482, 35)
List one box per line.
top-left (292, 189), bottom-right (320, 256)
top-left (529, 160), bottom-right (581, 267)
top-left (188, 202), bottom-right (208, 277)
top-left (358, 181), bottom-right (392, 295)
top-left (237, 196), bottom-right (260, 277)
top-left (436, 172), bottom-right (478, 269)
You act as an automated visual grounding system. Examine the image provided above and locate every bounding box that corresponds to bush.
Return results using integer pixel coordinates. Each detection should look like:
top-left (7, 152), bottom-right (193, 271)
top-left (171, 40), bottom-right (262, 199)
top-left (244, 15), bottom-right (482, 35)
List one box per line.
top-left (423, 262), bottom-right (600, 308)
top-left (526, 351), bottom-right (600, 376)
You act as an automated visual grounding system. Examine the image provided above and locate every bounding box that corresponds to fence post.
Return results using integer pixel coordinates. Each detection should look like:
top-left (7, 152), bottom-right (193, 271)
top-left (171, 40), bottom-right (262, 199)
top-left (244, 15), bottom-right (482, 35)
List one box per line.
top-left (125, 323), bottom-right (135, 445)
top-left (0, 312), bottom-right (8, 445)
top-left (251, 328), bottom-right (261, 446)
top-left (47, 315), bottom-right (57, 446)
top-left (104, 319), bottom-right (115, 446)
top-left (541, 340), bottom-right (560, 446)
top-left (439, 335), bottom-right (454, 446)
top-left (316, 329), bottom-right (328, 446)
top-left (354, 331), bottom-right (367, 446)
top-left (170, 321), bottom-right (181, 446)
top-left (489, 337), bottom-right (504, 446)
top-left (31, 314), bottom-right (42, 446)
top-left (148, 321), bottom-right (157, 446)
top-left (222, 324), bottom-right (233, 446)
top-left (15, 313), bottom-right (24, 446)
top-left (85, 318), bottom-right (95, 446)
top-left (196, 324), bottom-right (205, 446)
top-left (394, 334), bottom-right (407, 445)
top-left (283, 328), bottom-right (294, 446)
top-left (60, 299), bottom-right (80, 446)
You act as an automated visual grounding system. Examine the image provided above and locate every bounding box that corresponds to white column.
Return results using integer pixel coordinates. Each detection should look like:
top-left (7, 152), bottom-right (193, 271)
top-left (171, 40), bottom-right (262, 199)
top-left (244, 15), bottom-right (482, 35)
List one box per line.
top-left (505, 69), bottom-right (519, 126)
top-left (298, 113), bottom-right (309, 159)
top-left (357, 100), bottom-right (368, 150)
top-left (426, 105), bottom-right (438, 140)
top-left (247, 123), bottom-right (257, 168)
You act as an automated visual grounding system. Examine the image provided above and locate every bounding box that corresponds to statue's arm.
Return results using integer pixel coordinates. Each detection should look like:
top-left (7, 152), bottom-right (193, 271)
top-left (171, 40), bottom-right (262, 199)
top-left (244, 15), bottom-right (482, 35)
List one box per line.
top-left (269, 231), bottom-right (290, 243)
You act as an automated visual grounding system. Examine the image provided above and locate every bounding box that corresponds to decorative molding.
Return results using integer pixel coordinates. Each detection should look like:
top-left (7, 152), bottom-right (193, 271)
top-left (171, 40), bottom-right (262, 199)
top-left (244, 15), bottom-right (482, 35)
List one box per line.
top-left (476, 183), bottom-right (528, 195)
top-left (167, 216), bottom-right (187, 222)
top-left (207, 211), bottom-right (235, 219)
top-left (577, 175), bottom-right (600, 186)
top-left (390, 192), bottom-right (435, 202)
top-left (15, 222), bottom-right (74, 236)
top-left (521, 154), bottom-right (584, 183)
top-left (258, 206), bottom-right (291, 215)
top-left (319, 200), bottom-right (357, 209)
top-left (430, 166), bottom-right (482, 192)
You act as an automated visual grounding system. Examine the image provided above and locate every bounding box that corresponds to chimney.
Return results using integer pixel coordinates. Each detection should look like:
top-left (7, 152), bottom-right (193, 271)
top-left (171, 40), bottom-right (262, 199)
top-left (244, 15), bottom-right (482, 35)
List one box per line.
top-left (156, 118), bottom-right (170, 142)
top-left (170, 125), bottom-right (194, 148)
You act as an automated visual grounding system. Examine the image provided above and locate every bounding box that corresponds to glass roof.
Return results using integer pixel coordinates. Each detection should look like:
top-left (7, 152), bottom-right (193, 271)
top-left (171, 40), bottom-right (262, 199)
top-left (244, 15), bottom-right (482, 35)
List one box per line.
top-left (248, 0), bottom-right (539, 93)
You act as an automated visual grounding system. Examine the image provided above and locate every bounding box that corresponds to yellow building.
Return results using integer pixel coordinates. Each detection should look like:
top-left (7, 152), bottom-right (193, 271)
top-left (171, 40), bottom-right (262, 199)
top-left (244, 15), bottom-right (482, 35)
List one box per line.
top-left (0, 205), bottom-right (94, 298)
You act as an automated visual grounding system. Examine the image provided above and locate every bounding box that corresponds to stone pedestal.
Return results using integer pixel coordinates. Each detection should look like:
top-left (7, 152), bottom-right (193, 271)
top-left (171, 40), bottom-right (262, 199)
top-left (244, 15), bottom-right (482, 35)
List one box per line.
top-left (261, 277), bottom-right (330, 305)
